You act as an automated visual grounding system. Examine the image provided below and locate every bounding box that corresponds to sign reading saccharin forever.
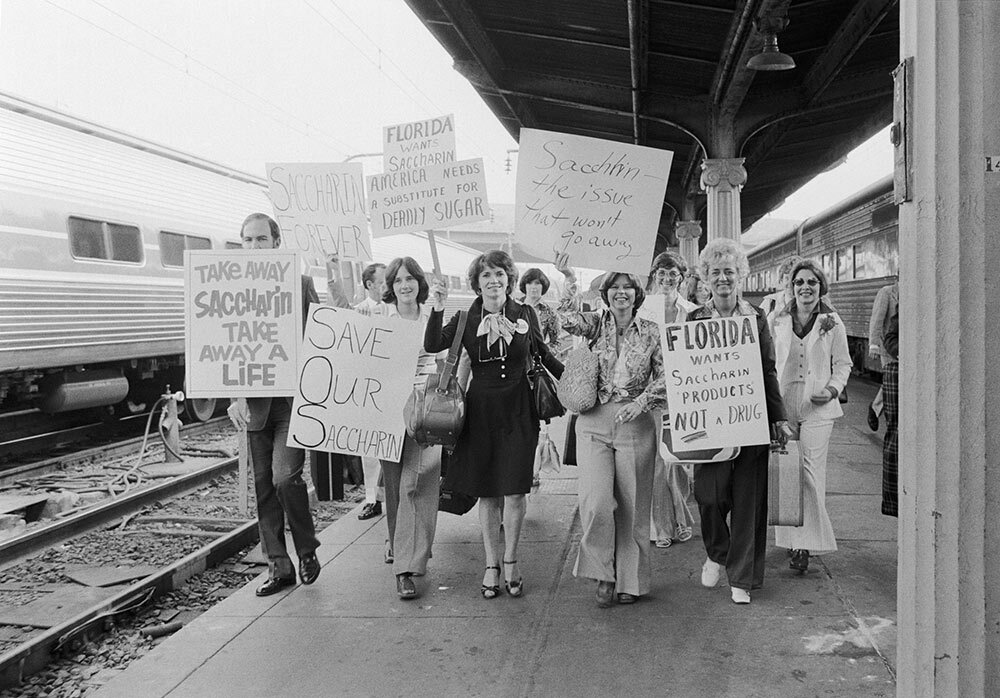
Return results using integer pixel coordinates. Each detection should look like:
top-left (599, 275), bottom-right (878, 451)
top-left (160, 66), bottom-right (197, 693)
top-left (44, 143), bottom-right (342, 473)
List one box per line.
top-left (367, 158), bottom-right (489, 237)
top-left (286, 305), bottom-right (423, 463)
top-left (184, 249), bottom-right (302, 398)
top-left (382, 114), bottom-right (456, 173)
top-left (662, 317), bottom-right (770, 449)
top-left (514, 128), bottom-right (673, 276)
top-left (266, 162), bottom-right (371, 262)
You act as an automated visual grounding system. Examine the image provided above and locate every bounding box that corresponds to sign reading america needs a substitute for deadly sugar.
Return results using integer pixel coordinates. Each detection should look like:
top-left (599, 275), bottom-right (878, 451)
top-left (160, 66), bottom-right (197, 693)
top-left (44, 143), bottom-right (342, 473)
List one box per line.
top-left (184, 249), bottom-right (302, 398)
top-left (663, 317), bottom-right (770, 449)
top-left (287, 305), bottom-right (422, 463)
top-left (514, 128), bottom-right (673, 277)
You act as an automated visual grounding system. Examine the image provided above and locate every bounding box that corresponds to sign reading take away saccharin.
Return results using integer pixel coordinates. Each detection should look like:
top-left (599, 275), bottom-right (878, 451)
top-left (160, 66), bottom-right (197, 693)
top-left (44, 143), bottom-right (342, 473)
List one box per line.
top-left (514, 128), bottom-right (673, 276)
top-left (184, 249), bottom-right (303, 398)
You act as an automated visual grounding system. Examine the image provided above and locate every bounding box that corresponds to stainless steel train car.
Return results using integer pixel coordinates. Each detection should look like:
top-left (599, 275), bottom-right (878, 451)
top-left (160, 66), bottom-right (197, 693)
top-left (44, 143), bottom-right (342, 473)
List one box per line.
top-left (746, 175), bottom-right (898, 373)
top-left (0, 95), bottom-right (479, 422)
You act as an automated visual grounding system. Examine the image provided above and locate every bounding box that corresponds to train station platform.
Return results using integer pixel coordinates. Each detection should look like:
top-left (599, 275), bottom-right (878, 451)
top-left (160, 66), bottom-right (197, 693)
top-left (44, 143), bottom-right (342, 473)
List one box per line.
top-left (95, 380), bottom-right (897, 697)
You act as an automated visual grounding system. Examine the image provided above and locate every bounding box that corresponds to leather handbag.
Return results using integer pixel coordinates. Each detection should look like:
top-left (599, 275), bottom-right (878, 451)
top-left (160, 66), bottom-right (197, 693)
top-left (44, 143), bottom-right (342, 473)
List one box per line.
top-left (660, 420), bottom-right (741, 464)
top-left (767, 441), bottom-right (803, 526)
top-left (557, 332), bottom-right (600, 414)
top-left (404, 310), bottom-right (468, 449)
top-left (526, 315), bottom-right (565, 422)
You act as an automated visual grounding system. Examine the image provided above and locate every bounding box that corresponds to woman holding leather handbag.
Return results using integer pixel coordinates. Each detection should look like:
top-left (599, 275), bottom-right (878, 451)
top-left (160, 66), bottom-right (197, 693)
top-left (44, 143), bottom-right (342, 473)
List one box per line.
top-left (767, 259), bottom-right (852, 574)
top-left (554, 252), bottom-right (666, 608)
top-left (425, 250), bottom-right (563, 600)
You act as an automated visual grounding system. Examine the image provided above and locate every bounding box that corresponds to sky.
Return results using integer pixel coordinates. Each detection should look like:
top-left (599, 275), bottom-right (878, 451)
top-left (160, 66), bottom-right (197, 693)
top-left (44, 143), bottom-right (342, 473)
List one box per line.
top-left (0, 0), bottom-right (892, 218)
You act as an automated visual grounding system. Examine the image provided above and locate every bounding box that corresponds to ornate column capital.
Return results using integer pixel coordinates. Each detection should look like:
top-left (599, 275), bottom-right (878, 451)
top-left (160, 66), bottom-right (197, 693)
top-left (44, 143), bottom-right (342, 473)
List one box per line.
top-left (700, 157), bottom-right (747, 190)
top-left (674, 220), bottom-right (702, 241)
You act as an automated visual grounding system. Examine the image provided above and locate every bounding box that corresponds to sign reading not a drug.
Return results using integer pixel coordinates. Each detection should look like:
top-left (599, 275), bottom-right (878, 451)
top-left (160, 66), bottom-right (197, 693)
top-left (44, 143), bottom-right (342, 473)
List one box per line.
top-left (286, 305), bottom-right (423, 463)
top-left (266, 162), bottom-right (372, 263)
top-left (184, 249), bottom-right (302, 398)
top-left (367, 157), bottom-right (489, 237)
top-left (382, 114), bottom-right (456, 173)
top-left (514, 129), bottom-right (673, 276)
top-left (662, 317), bottom-right (770, 449)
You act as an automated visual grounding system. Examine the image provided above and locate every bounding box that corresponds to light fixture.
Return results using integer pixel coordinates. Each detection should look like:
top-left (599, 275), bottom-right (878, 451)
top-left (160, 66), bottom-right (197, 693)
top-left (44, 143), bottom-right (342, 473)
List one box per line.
top-left (747, 15), bottom-right (795, 71)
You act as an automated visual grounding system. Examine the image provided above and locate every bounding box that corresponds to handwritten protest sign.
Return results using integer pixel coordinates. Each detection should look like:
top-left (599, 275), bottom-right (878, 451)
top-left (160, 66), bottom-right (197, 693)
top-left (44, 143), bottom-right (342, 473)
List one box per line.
top-left (514, 129), bottom-right (673, 276)
top-left (184, 249), bottom-right (302, 398)
top-left (287, 305), bottom-right (423, 463)
top-left (266, 162), bottom-right (371, 262)
top-left (367, 157), bottom-right (489, 237)
top-left (662, 317), bottom-right (770, 449)
top-left (383, 114), bottom-right (456, 173)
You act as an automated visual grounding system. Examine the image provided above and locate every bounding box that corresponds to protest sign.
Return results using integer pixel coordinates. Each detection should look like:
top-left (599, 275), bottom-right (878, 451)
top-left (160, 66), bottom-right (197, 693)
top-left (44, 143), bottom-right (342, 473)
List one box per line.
top-left (184, 249), bottom-right (302, 398)
top-left (367, 157), bottom-right (489, 237)
top-left (287, 305), bottom-right (423, 463)
top-left (661, 317), bottom-right (770, 449)
top-left (266, 162), bottom-right (371, 262)
top-left (514, 128), bottom-right (673, 276)
top-left (383, 114), bottom-right (456, 173)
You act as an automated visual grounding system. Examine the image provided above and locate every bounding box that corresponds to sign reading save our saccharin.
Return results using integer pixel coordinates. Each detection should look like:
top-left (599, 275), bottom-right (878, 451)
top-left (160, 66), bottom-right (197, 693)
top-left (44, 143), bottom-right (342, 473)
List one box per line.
top-left (513, 128), bottom-right (673, 277)
top-left (184, 249), bottom-right (302, 398)
top-left (286, 305), bottom-right (422, 463)
top-left (662, 317), bottom-right (770, 449)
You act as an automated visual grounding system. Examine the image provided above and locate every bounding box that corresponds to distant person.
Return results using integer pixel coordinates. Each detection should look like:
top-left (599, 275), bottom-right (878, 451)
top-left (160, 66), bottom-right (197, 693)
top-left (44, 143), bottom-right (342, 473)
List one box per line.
top-left (354, 262), bottom-right (388, 521)
top-left (881, 302), bottom-right (899, 517)
top-left (425, 250), bottom-right (563, 600)
top-left (227, 213), bottom-right (321, 597)
top-left (769, 260), bottom-right (852, 573)
top-left (759, 257), bottom-right (801, 317)
top-left (519, 268), bottom-right (561, 354)
top-left (688, 239), bottom-right (791, 605)
top-left (866, 281), bottom-right (899, 431)
top-left (686, 268), bottom-right (711, 307)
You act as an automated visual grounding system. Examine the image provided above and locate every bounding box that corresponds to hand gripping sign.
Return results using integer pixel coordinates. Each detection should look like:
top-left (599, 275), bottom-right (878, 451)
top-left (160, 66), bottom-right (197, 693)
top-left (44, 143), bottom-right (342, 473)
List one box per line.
top-left (287, 305), bottom-right (423, 463)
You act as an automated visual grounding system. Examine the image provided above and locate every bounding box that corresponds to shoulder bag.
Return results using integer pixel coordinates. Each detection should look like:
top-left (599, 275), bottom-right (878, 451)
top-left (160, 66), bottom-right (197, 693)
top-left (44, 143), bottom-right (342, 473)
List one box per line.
top-left (556, 325), bottom-right (601, 413)
top-left (404, 310), bottom-right (468, 449)
top-left (526, 309), bottom-right (565, 422)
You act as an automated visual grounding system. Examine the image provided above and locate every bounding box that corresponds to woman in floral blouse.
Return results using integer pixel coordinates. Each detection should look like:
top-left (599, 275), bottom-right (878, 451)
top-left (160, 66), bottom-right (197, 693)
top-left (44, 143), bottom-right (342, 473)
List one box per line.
top-left (767, 259), bottom-right (852, 574)
top-left (555, 253), bottom-right (666, 608)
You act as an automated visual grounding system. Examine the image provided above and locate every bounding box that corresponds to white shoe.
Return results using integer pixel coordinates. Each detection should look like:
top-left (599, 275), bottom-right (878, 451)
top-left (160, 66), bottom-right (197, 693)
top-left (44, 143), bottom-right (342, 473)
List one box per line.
top-left (731, 587), bottom-right (751, 604)
top-left (701, 558), bottom-right (723, 588)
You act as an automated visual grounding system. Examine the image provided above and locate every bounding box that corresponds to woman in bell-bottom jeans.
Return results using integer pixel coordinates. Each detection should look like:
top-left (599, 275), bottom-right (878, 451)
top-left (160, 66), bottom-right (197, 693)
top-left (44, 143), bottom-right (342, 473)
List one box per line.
top-left (575, 402), bottom-right (656, 598)
top-left (380, 434), bottom-right (441, 580)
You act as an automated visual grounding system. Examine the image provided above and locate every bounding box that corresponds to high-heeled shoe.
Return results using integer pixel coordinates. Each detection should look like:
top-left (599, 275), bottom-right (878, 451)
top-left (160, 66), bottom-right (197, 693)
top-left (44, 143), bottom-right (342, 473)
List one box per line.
top-left (503, 559), bottom-right (523, 597)
top-left (790, 549), bottom-right (810, 573)
top-left (481, 565), bottom-right (501, 599)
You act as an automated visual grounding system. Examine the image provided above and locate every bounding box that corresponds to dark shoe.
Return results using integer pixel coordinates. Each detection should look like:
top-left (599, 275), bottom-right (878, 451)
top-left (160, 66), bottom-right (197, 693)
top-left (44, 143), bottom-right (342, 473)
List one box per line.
top-left (256, 576), bottom-right (295, 597)
top-left (481, 566), bottom-right (501, 599)
top-left (299, 552), bottom-right (321, 585)
top-left (396, 573), bottom-right (417, 599)
top-left (617, 593), bottom-right (638, 604)
top-left (503, 559), bottom-right (523, 598)
top-left (596, 581), bottom-right (615, 608)
top-left (358, 502), bottom-right (382, 520)
top-left (867, 403), bottom-right (880, 431)
top-left (790, 549), bottom-right (810, 573)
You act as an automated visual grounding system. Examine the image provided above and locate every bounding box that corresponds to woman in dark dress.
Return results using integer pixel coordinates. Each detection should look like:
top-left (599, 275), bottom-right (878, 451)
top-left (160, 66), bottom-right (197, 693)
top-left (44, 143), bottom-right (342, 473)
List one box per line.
top-left (425, 250), bottom-right (563, 599)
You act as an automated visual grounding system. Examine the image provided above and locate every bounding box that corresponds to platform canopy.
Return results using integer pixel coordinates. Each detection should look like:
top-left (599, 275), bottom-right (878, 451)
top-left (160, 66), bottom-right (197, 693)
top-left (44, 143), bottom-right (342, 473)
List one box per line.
top-left (403, 0), bottom-right (898, 249)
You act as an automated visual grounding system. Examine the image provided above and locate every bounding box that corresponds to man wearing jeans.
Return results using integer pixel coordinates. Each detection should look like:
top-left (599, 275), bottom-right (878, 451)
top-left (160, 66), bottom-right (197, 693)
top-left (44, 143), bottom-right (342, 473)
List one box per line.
top-left (227, 213), bottom-right (321, 596)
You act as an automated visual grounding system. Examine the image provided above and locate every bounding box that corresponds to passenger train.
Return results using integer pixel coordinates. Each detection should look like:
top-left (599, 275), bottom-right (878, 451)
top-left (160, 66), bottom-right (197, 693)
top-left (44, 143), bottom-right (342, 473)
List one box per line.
top-left (0, 94), bottom-right (478, 422)
top-left (745, 175), bottom-right (898, 373)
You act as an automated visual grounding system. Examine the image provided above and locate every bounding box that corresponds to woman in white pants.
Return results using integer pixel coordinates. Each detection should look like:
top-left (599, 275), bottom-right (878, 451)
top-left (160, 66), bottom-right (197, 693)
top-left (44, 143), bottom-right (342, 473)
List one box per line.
top-left (768, 259), bottom-right (852, 573)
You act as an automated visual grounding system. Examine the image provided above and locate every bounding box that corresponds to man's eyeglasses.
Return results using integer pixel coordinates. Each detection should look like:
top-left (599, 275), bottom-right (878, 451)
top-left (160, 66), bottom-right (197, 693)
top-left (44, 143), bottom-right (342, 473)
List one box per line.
top-left (793, 278), bottom-right (820, 287)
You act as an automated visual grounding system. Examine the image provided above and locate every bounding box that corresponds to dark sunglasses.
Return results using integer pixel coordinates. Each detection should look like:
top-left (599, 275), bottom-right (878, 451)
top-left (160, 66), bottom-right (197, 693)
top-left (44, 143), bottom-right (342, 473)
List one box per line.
top-left (793, 278), bottom-right (819, 287)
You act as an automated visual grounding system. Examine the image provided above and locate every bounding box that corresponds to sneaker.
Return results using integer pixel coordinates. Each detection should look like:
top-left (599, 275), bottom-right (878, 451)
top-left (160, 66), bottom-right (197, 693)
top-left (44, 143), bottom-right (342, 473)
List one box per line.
top-left (731, 587), bottom-right (751, 604)
top-left (358, 501), bottom-right (382, 520)
top-left (867, 403), bottom-right (879, 432)
top-left (701, 558), bottom-right (723, 588)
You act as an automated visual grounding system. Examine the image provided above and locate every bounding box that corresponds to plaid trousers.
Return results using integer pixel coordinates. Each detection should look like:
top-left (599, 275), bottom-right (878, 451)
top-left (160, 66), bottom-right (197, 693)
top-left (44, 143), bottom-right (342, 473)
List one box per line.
top-left (881, 362), bottom-right (899, 517)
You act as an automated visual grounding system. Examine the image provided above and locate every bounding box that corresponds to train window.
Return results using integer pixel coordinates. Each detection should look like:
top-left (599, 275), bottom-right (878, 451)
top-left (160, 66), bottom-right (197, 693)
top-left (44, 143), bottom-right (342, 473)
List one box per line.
top-left (68, 217), bottom-right (143, 263)
top-left (836, 248), bottom-right (854, 281)
top-left (862, 232), bottom-right (898, 278)
top-left (159, 231), bottom-right (212, 267)
top-left (821, 253), bottom-right (834, 281)
top-left (853, 243), bottom-right (867, 279)
top-left (224, 241), bottom-right (242, 250)
top-left (450, 275), bottom-right (462, 290)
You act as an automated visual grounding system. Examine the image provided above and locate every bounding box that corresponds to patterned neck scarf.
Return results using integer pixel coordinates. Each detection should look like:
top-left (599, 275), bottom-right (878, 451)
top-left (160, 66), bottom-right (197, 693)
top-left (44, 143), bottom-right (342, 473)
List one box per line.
top-left (477, 311), bottom-right (518, 349)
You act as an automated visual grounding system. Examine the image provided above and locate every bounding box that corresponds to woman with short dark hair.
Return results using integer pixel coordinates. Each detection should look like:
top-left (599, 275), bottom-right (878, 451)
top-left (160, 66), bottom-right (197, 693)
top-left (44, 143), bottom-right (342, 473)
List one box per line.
top-left (519, 267), bottom-right (561, 354)
top-left (555, 253), bottom-right (666, 608)
top-left (425, 249), bottom-right (563, 599)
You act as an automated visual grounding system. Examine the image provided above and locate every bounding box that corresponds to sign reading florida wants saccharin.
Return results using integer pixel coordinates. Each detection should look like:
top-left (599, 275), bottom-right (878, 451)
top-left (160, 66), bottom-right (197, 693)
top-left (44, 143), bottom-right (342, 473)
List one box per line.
top-left (286, 305), bottom-right (422, 463)
top-left (184, 249), bottom-right (302, 398)
top-left (662, 317), bottom-right (770, 449)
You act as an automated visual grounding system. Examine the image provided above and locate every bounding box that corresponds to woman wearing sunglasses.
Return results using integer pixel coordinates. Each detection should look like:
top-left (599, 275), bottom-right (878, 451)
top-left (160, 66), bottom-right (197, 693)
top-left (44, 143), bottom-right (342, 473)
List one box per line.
top-left (768, 259), bottom-right (852, 574)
